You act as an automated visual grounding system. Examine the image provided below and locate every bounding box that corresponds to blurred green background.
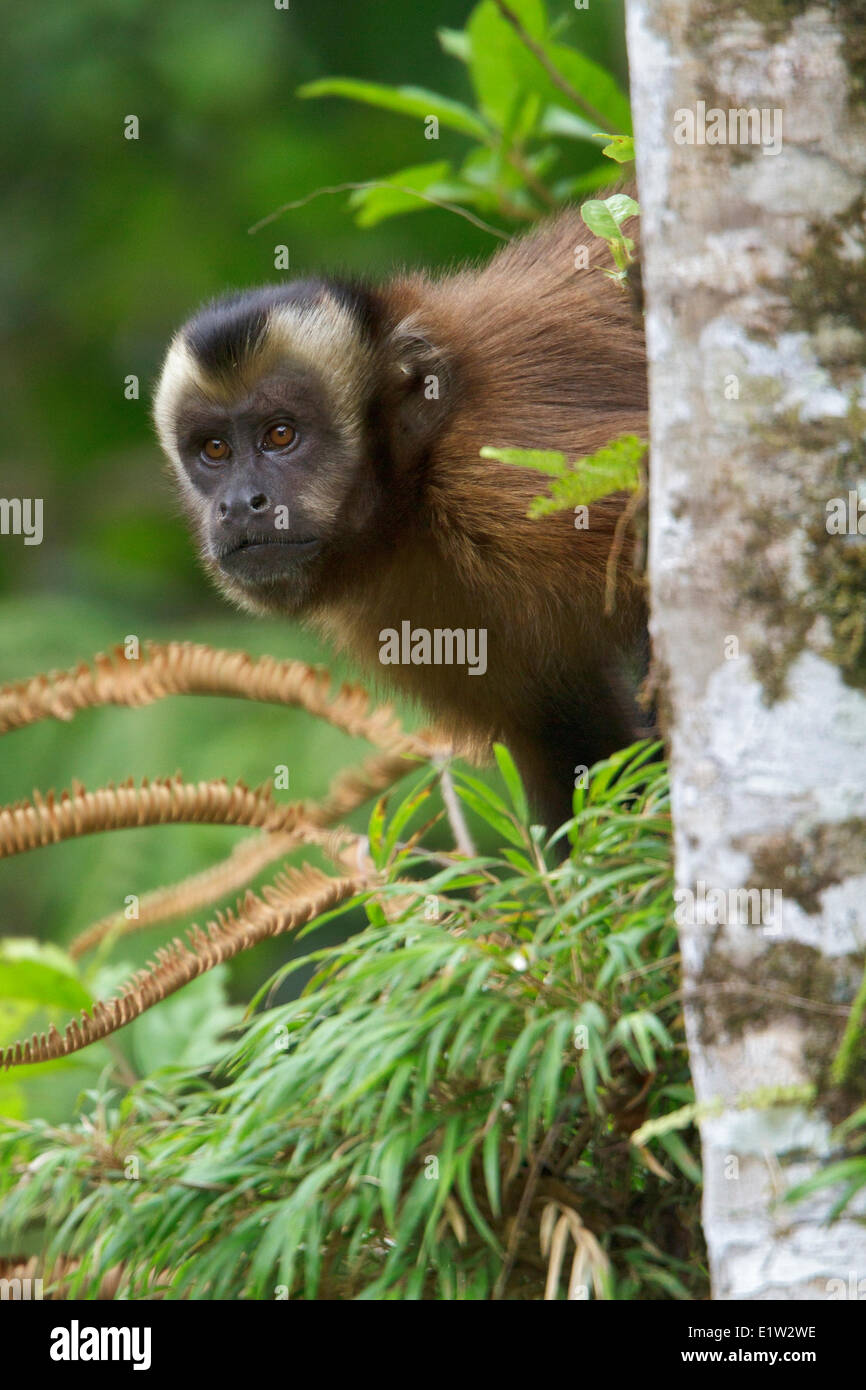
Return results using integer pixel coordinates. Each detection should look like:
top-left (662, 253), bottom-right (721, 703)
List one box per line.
top-left (0, 0), bottom-right (627, 1110)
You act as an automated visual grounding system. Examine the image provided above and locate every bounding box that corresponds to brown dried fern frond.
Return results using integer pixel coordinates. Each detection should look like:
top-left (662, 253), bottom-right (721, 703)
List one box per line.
top-left (0, 646), bottom-right (455, 1067)
top-left (67, 830), bottom-right (301, 959)
top-left (2, 863), bottom-right (370, 1070)
top-left (68, 748), bottom-right (414, 958)
top-left (0, 775), bottom-right (328, 859)
top-left (0, 640), bottom-right (440, 756)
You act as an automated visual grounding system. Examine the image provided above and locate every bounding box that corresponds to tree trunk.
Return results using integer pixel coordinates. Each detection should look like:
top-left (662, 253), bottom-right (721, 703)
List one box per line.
top-left (625, 0), bottom-right (866, 1299)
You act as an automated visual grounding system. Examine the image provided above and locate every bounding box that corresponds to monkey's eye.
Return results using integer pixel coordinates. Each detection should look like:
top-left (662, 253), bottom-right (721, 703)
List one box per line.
top-left (262, 422), bottom-right (297, 451)
top-left (201, 438), bottom-right (230, 463)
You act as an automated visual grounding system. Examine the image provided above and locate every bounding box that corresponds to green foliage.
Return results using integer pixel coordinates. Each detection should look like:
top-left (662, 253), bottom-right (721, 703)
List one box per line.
top-left (0, 745), bottom-right (705, 1300)
top-left (298, 80), bottom-right (490, 141)
top-left (0, 924), bottom-right (244, 1123)
top-left (580, 191), bottom-right (640, 281)
top-left (0, 939), bottom-right (98, 1124)
top-left (830, 957), bottom-right (866, 1086)
top-left (593, 132), bottom-right (635, 164)
top-left (482, 434), bottom-right (646, 518)
top-left (785, 1105), bottom-right (866, 1220)
top-left (299, 0), bottom-right (632, 228)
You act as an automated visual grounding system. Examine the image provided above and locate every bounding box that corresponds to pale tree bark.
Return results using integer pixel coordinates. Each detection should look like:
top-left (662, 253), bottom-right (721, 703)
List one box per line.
top-left (625, 1), bottom-right (866, 1298)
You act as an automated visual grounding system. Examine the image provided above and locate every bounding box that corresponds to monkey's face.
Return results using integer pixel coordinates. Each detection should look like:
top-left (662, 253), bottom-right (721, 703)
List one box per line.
top-left (160, 362), bottom-right (366, 614)
top-left (153, 284), bottom-right (382, 614)
top-left (154, 280), bottom-right (449, 615)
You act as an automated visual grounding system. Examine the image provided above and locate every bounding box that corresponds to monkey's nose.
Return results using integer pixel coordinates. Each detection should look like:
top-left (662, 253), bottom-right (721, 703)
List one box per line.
top-left (217, 492), bottom-right (270, 523)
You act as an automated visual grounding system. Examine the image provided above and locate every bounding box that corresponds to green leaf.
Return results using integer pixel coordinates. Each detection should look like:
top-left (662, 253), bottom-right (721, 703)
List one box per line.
top-left (453, 770), bottom-right (526, 847)
top-left (501, 848), bottom-right (538, 875)
top-left (503, 1016), bottom-right (552, 1097)
top-left (367, 795), bottom-right (388, 868)
top-left (0, 938), bottom-right (91, 1017)
top-left (545, 44), bottom-right (632, 134)
top-left (455, 785), bottom-right (525, 848)
top-left (480, 445), bottom-right (566, 475)
top-left (482, 1120), bottom-right (503, 1217)
top-left (580, 193), bottom-right (639, 243)
top-left (378, 1132), bottom-right (411, 1230)
top-left (382, 770), bottom-right (437, 860)
top-left (540, 105), bottom-right (599, 143)
top-left (437, 27), bottom-right (471, 63)
top-left (456, 1146), bottom-right (502, 1252)
top-left (484, 436), bottom-right (645, 516)
top-left (0, 938), bottom-right (104, 1120)
top-left (656, 1131), bottom-right (702, 1185)
top-left (636, 1263), bottom-right (694, 1299)
top-left (348, 162), bottom-right (455, 227)
top-left (493, 743), bottom-right (529, 824)
top-left (297, 79), bottom-right (490, 141)
top-left (535, 1014), bottom-right (573, 1127)
top-left (127, 966), bottom-right (243, 1075)
top-left (466, 0), bottom-right (548, 131)
top-left (535, 435), bottom-right (646, 512)
top-left (459, 145), bottom-right (532, 200)
top-left (604, 192), bottom-right (640, 224)
top-left (785, 1157), bottom-right (866, 1206)
top-left (612, 1011), bottom-right (661, 1072)
top-left (593, 132), bottom-right (635, 163)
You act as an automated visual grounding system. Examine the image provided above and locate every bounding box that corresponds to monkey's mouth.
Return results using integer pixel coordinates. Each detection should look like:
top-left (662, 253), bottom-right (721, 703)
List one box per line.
top-left (217, 534), bottom-right (323, 581)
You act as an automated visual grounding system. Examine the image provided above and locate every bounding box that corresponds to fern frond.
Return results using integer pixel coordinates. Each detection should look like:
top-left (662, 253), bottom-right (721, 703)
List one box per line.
top-left (0, 641), bottom-right (439, 756)
top-left (0, 775), bottom-right (329, 858)
top-left (1, 864), bottom-right (370, 1069)
top-left (67, 829), bottom-right (300, 958)
top-left (68, 748), bottom-right (416, 957)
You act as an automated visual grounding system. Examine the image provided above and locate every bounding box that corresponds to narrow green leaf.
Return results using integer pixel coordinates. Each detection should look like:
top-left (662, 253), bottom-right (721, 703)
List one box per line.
top-left (482, 1120), bottom-right (502, 1217)
top-left (298, 79), bottom-right (490, 140)
top-left (656, 1131), bottom-right (702, 1186)
top-left (454, 785), bottom-right (525, 848)
top-left (493, 742), bottom-right (529, 823)
top-left (480, 445), bottom-right (566, 475)
top-left (437, 27), bottom-right (471, 63)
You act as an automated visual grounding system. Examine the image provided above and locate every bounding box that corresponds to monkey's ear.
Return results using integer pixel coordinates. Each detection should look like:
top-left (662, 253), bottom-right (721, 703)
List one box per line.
top-left (388, 320), bottom-right (452, 441)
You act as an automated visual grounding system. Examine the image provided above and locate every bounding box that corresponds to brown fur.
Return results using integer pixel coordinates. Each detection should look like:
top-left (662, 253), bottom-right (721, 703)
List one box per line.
top-left (316, 210), bottom-right (649, 821)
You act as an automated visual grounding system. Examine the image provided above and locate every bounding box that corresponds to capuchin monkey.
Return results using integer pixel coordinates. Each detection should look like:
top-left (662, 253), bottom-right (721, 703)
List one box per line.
top-left (153, 208), bottom-right (650, 831)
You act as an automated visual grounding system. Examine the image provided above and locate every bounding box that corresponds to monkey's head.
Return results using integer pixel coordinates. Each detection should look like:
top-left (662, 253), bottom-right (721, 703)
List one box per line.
top-left (153, 279), bottom-right (451, 615)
